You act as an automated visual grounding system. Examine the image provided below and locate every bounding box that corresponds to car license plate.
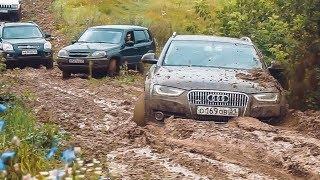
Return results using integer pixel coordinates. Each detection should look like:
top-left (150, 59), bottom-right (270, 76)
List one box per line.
top-left (0, 10), bottom-right (8, 13)
top-left (69, 59), bottom-right (85, 64)
top-left (197, 106), bottom-right (239, 117)
top-left (21, 49), bottom-right (38, 55)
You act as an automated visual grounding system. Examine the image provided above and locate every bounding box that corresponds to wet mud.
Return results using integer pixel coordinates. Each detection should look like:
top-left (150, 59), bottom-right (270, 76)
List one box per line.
top-left (1, 68), bottom-right (320, 179)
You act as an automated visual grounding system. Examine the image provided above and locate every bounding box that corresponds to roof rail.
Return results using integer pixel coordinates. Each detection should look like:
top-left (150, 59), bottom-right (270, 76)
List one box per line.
top-left (240, 37), bottom-right (252, 43)
top-left (172, 32), bottom-right (177, 38)
top-left (27, 21), bottom-right (36, 24)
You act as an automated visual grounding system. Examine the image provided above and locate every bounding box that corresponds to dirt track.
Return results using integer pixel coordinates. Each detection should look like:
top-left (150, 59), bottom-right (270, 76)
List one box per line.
top-left (1, 0), bottom-right (320, 179)
top-left (2, 67), bottom-right (320, 179)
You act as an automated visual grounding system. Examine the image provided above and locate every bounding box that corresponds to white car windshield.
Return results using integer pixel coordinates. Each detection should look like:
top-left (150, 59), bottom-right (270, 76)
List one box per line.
top-left (164, 40), bottom-right (263, 70)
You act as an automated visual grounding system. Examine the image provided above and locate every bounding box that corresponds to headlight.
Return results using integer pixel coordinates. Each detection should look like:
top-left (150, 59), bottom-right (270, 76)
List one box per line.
top-left (91, 51), bottom-right (106, 58)
top-left (253, 93), bottom-right (279, 102)
top-left (2, 43), bottom-right (14, 51)
top-left (44, 41), bottom-right (52, 50)
top-left (58, 49), bottom-right (68, 58)
top-left (153, 85), bottom-right (184, 96)
top-left (12, 4), bottom-right (19, 9)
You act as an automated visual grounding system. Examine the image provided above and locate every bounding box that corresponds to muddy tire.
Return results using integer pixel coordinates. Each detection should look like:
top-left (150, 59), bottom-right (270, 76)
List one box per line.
top-left (137, 62), bottom-right (144, 74)
top-left (5, 61), bottom-right (14, 69)
top-left (108, 59), bottom-right (119, 77)
top-left (45, 60), bottom-right (54, 69)
top-left (12, 10), bottom-right (21, 22)
top-left (133, 94), bottom-right (147, 126)
top-left (62, 71), bottom-right (71, 79)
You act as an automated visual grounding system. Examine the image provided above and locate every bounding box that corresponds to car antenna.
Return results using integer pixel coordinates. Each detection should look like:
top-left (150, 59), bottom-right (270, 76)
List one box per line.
top-left (172, 32), bottom-right (177, 38)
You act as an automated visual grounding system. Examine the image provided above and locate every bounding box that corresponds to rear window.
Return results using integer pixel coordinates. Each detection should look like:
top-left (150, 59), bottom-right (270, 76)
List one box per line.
top-left (3, 26), bottom-right (43, 39)
top-left (163, 40), bottom-right (263, 70)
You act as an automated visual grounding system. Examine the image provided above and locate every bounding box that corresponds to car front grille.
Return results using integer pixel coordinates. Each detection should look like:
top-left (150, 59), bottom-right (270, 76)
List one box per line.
top-left (68, 52), bottom-right (90, 58)
top-left (188, 90), bottom-right (249, 108)
top-left (18, 45), bottom-right (40, 49)
top-left (0, 4), bottom-right (12, 9)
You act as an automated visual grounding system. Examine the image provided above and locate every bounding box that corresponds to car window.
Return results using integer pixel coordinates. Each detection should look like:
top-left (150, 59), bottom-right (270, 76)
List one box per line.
top-left (134, 30), bottom-right (148, 44)
top-left (3, 26), bottom-right (43, 39)
top-left (145, 30), bottom-right (152, 41)
top-left (78, 29), bottom-right (123, 44)
top-left (163, 40), bottom-right (263, 70)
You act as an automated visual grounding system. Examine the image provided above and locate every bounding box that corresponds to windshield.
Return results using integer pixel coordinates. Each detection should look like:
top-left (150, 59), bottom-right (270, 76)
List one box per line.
top-left (163, 40), bottom-right (263, 69)
top-left (3, 26), bottom-right (43, 39)
top-left (78, 29), bottom-right (123, 44)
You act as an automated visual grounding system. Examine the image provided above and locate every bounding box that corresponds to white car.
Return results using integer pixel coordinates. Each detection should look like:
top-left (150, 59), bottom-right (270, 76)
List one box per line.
top-left (0, 0), bottom-right (21, 21)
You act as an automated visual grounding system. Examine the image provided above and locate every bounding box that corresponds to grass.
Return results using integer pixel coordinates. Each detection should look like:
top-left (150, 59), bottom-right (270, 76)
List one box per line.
top-left (0, 94), bottom-right (65, 177)
top-left (52, 0), bottom-right (217, 46)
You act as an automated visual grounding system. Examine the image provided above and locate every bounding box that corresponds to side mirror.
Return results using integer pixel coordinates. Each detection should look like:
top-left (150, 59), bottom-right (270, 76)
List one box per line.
top-left (268, 61), bottom-right (288, 89)
top-left (141, 53), bottom-right (158, 64)
top-left (44, 33), bottom-right (51, 39)
top-left (71, 40), bottom-right (77, 44)
top-left (125, 41), bottom-right (134, 47)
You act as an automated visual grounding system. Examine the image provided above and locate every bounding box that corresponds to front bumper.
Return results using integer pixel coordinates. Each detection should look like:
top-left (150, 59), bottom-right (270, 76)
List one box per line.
top-left (0, 9), bottom-right (19, 14)
top-left (57, 58), bottom-right (110, 73)
top-left (2, 50), bottom-right (53, 64)
top-left (147, 91), bottom-right (287, 121)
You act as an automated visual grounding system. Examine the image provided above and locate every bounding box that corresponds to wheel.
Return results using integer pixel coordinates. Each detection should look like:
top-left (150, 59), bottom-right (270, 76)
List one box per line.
top-left (45, 60), bottom-right (54, 69)
top-left (133, 94), bottom-right (147, 126)
top-left (5, 61), bottom-right (14, 69)
top-left (62, 71), bottom-right (71, 79)
top-left (107, 59), bottom-right (119, 77)
top-left (12, 10), bottom-right (21, 22)
top-left (137, 62), bottom-right (144, 74)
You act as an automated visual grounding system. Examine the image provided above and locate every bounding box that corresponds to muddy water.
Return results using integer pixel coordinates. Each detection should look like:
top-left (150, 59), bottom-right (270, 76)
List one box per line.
top-left (1, 68), bottom-right (320, 179)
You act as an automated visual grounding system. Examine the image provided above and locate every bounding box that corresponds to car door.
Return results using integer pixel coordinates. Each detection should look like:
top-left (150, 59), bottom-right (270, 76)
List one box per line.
top-left (120, 30), bottom-right (139, 65)
top-left (132, 30), bottom-right (153, 64)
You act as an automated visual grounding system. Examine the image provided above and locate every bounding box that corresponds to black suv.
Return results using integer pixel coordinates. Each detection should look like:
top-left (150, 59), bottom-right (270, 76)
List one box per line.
top-left (0, 22), bottom-right (54, 69)
top-left (57, 25), bottom-right (156, 78)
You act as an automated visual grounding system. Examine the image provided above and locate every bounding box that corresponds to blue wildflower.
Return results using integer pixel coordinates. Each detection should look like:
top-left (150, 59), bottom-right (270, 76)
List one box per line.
top-left (61, 148), bottom-right (76, 165)
top-left (0, 104), bottom-right (7, 113)
top-left (0, 120), bottom-right (5, 132)
top-left (46, 147), bottom-right (58, 160)
top-left (1, 151), bottom-right (15, 163)
top-left (0, 160), bottom-right (6, 171)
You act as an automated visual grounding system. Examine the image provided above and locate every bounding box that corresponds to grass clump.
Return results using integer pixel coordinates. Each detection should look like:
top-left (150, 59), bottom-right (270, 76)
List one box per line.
top-left (0, 96), bottom-right (64, 177)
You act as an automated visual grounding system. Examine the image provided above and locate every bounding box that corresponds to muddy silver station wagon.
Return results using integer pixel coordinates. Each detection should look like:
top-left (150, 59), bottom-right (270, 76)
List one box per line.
top-left (134, 34), bottom-right (287, 125)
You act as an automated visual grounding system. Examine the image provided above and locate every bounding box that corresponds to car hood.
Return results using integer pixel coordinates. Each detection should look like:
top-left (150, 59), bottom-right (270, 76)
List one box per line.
top-left (3, 38), bottom-right (46, 44)
top-left (63, 42), bottom-right (119, 52)
top-left (153, 66), bottom-right (281, 94)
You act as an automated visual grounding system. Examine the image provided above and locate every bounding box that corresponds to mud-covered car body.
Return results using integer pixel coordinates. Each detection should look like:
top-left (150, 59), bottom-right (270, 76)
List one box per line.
top-left (57, 25), bottom-right (156, 77)
top-left (142, 35), bottom-right (287, 122)
top-left (0, 22), bottom-right (53, 69)
top-left (0, 0), bottom-right (21, 21)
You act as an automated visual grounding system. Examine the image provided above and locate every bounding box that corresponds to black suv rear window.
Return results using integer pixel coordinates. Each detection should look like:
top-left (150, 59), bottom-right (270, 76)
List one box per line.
top-left (3, 26), bottom-right (43, 39)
